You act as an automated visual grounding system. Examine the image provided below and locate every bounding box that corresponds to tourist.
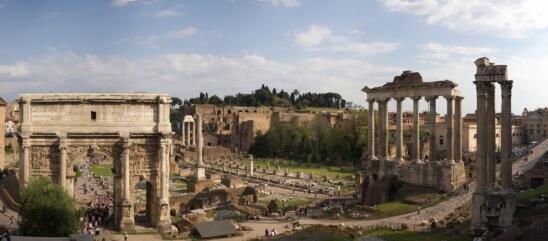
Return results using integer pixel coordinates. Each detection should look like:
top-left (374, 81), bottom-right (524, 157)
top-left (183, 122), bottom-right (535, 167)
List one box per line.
top-left (265, 228), bottom-right (269, 236)
top-left (124, 232), bottom-right (128, 241)
top-left (417, 206), bottom-right (421, 215)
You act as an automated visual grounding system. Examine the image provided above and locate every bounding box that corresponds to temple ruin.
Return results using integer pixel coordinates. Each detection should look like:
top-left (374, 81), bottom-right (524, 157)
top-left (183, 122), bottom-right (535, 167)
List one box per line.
top-left (16, 93), bottom-right (173, 233)
top-left (471, 57), bottom-right (516, 232)
top-left (362, 71), bottom-right (467, 204)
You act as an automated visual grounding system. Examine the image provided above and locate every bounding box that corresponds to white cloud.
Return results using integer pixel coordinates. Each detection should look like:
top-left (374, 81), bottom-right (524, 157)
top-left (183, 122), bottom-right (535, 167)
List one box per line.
top-left (166, 27), bottom-right (197, 39)
top-left (295, 25), bottom-right (333, 47)
top-left (379, 0), bottom-right (548, 37)
top-left (122, 27), bottom-right (197, 46)
top-left (154, 6), bottom-right (183, 17)
top-left (0, 51), bottom-right (400, 107)
top-left (0, 63), bottom-right (29, 78)
top-left (258, 0), bottom-right (301, 8)
top-left (333, 42), bottom-right (400, 55)
top-left (111, 0), bottom-right (138, 7)
top-left (295, 25), bottom-right (399, 55)
top-left (419, 42), bottom-right (499, 60)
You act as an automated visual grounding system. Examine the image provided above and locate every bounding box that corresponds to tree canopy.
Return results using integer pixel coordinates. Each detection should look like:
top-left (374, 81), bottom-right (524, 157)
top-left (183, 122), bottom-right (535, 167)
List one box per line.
top-left (249, 111), bottom-right (368, 164)
top-left (182, 84), bottom-right (346, 109)
top-left (19, 177), bottom-right (82, 237)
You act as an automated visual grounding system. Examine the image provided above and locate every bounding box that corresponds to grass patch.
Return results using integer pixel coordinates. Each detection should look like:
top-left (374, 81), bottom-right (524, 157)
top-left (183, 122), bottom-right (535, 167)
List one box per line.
top-left (253, 159), bottom-right (355, 178)
top-left (517, 184), bottom-right (548, 204)
top-left (363, 228), bottom-right (469, 241)
top-left (375, 201), bottom-right (417, 218)
top-left (90, 164), bottom-right (113, 177)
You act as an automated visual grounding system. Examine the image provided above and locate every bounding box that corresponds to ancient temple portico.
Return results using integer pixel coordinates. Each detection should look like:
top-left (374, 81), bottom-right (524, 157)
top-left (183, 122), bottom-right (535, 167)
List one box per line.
top-left (362, 71), bottom-right (466, 204)
top-left (182, 115), bottom-right (196, 146)
top-left (471, 57), bottom-right (516, 233)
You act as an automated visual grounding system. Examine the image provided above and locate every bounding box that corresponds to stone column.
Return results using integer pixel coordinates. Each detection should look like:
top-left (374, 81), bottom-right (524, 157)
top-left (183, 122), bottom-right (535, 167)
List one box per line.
top-left (500, 81), bottom-right (513, 191)
top-left (20, 137), bottom-right (31, 186)
top-left (412, 97), bottom-right (421, 162)
top-left (192, 122), bottom-right (196, 146)
top-left (194, 115), bottom-right (206, 180)
top-left (395, 97), bottom-right (404, 162)
top-left (181, 122), bottom-right (186, 145)
top-left (249, 155), bottom-right (254, 176)
top-left (158, 137), bottom-right (171, 233)
top-left (426, 96), bottom-right (438, 162)
top-left (367, 99), bottom-right (377, 160)
top-left (123, 140), bottom-right (131, 201)
top-left (120, 137), bottom-right (135, 231)
top-left (454, 96), bottom-right (463, 162)
top-left (378, 99), bottom-right (389, 159)
top-left (159, 138), bottom-right (168, 201)
top-left (475, 82), bottom-right (488, 189)
top-left (59, 140), bottom-right (67, 189)
top-left (445, 96), bottom-right (455, 164)
top-left (486, 82), bottom-right (496, 189)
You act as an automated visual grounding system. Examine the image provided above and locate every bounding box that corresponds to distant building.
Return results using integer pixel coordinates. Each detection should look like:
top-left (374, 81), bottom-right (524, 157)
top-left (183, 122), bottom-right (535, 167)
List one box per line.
top-left (182, 104), bottom-right (348, 152)
top-left (521, 107), bottom-right (548, 144)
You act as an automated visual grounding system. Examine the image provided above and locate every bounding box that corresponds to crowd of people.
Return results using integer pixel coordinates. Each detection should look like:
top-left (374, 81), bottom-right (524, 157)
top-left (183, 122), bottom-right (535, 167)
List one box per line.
top-left (77, 162), bottom-right (113, 239)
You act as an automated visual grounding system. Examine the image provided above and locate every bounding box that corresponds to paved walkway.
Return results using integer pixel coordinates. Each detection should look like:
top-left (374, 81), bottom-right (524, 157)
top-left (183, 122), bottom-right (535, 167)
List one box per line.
top-left (513, 138), bottom-right (548, 175)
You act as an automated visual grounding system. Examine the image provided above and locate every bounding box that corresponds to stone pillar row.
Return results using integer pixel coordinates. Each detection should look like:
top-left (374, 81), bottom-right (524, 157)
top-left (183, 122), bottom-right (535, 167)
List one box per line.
top-left (474, 80), bottom-right (513, 192)
top-left (367, 95), bottom-right (463, 164)
top-left (182, 121), bottom-right (196, 146)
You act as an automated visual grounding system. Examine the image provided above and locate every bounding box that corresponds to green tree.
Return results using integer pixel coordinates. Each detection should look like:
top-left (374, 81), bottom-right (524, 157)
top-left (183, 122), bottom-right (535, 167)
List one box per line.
top-left (19, 177), bottom-right (82, 237)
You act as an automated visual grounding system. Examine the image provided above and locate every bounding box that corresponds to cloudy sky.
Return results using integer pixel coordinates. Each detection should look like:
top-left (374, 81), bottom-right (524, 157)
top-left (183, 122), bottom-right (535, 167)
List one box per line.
top-left (1, 0), bottom-right (548, 114)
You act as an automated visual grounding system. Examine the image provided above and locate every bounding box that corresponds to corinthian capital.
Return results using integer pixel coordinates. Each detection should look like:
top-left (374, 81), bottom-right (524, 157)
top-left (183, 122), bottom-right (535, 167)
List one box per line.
top-left (499, 80), bottom-right (513, 96)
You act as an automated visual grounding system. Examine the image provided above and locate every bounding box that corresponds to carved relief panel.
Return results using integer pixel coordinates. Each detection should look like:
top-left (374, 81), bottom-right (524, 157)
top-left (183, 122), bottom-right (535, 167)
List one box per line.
top-left (30, 146), bottom-right (59, 175)
top-left (129, 144), bottom-right (158, 175)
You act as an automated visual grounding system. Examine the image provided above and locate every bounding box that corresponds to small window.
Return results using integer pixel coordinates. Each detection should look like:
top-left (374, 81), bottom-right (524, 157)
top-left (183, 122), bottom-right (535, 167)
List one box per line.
top-left (91, 111), bottom-right (97, 120)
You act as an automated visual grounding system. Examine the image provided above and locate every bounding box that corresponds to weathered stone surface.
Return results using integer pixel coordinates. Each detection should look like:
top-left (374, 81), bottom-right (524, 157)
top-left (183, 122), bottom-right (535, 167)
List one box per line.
top-left (17, 93), bottom-right (173, 233)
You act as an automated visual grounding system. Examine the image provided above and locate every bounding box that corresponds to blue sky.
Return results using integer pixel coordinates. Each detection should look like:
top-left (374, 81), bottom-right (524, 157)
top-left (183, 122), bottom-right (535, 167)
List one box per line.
top-left (1, 0), bottom-right (548, 114)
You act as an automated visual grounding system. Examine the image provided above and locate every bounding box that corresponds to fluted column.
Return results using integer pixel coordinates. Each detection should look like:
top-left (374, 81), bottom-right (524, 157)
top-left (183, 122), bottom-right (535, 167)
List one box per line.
top-left (412, 97), bottom-right (421, 162)
top-left (395, 97), bottom-right (404, 162)
top-left (475, 81), bottom-right (488, 189)
top-left (123, 139), bottom-right (131, 201)
top-left (426, 96), bottom-right (438, 162)
top-left (486, 82), bottom-right (496, 189)
top-left (500, 81), bottom-right (513, 191)
top-left (367, 99), bottom-right (377, 160)
top-left (454, 96), bottom-right (463, 162)
top-left (159, 138), bottom-right (168, 201)
top-left (445, 96), bottom-right (455, 164)
top-left (20, 137), bottom-right (31, 186)
top-left (378, 99), bottom-right (389, 159)
top-left (59, 140), bottom-right (67, 189)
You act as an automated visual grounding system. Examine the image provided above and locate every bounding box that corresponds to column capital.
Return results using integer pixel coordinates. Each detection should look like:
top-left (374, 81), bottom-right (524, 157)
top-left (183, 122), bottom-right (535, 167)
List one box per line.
top-left (455, 96), bottom-right (464, 101)
top-left (499, 80), bottom-right (513, 96)
top-left (425, 95), bottom-right (438, 102)
top-left (474, 81), bottom-right (493, 95)
top-left (367, 99), bottom-right (376, 103)
top-left (394, 97), bottom-right (405, 102)
top-left (376, 98), bottom-right (389, 104)
top-left (122, 137), bottom-right (131, 149)
top-left (443, 95), bottom-right (455, 101)
top-left (411, 96), bottom-right (422, 101)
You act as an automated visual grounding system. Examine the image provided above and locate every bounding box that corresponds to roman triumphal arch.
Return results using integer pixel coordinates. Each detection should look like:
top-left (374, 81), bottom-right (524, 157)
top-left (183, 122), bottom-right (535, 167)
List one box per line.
top-left (16, 93), bottom-right (172, 233)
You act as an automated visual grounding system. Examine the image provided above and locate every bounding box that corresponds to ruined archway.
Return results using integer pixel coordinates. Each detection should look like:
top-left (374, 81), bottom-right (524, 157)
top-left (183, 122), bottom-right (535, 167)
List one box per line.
top-left (17, 93), bottom-right (173, 233)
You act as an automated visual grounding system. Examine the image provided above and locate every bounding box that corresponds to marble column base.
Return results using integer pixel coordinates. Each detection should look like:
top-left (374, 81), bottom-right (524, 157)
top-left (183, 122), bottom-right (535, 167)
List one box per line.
top-left (119, 200), bottom-right (135, 232)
